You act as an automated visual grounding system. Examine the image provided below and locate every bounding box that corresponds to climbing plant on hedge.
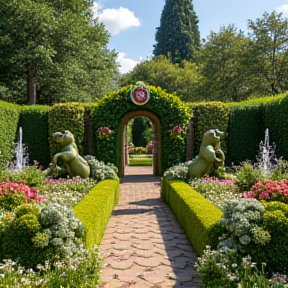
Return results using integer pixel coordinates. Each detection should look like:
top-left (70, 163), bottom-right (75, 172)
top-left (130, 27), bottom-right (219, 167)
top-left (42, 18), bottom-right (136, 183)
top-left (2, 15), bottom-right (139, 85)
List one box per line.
top-left (91, 85), bottom-right (191, 174)
top-left (0, 101), bottom-right (19, 169)
top-left (48, 103), bottom-right (85, 157)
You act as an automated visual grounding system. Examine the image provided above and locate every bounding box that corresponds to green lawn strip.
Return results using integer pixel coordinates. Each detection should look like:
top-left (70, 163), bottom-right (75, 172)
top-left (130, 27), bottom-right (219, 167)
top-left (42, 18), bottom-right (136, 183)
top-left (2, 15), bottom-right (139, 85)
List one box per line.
top-left (74, 179), bottom-right (119, 249)
top-left (129, 158), bottom-right (153, 166)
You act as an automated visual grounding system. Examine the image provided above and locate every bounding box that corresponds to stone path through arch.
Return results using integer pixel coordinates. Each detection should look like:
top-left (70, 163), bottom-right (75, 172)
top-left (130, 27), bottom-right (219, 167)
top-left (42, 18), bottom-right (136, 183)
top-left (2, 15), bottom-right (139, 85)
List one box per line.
top-left (100, 166), bottom-right (200, 288)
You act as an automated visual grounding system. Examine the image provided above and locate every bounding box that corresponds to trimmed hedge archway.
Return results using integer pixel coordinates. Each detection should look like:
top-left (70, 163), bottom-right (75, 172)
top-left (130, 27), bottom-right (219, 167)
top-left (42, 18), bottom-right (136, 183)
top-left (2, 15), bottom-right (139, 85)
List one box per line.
top-left (91, 85), bottom-right (190, 176)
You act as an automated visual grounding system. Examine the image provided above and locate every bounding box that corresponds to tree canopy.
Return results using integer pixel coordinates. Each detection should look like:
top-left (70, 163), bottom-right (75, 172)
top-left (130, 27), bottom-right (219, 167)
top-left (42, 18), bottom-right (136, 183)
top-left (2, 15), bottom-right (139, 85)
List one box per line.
top-left (120, 56), bottom-right (201, 102)
top-left (153, 0), bottom-right (200, 63)
top-left (0, 0), bottom-right (119, 105)
top-left (122, 11), bottom-right (288, 103)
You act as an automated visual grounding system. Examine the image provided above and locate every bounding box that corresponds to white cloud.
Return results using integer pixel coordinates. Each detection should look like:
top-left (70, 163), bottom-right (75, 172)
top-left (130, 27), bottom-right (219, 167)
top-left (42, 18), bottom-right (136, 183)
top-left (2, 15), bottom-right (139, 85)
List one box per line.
top-left (277, 2), bottom-right (288, 17)
top-left (117, 52), bottom-right (140, 74)
top-left (91, 2), bottom-right (102, 18)
top-left (97, 7), bottom-right (141, 35)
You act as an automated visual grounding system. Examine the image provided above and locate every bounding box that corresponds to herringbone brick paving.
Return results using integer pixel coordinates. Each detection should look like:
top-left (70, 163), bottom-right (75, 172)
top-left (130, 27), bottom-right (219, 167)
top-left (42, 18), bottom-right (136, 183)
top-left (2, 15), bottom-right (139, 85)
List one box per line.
top-left (100, 166), bottom-right (200, 288)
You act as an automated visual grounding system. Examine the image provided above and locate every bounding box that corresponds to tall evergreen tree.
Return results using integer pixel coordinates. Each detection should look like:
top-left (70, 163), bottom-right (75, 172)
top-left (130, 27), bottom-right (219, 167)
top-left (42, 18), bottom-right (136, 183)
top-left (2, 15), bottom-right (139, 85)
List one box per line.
top-left (153, 0), bottom-right (200, 63)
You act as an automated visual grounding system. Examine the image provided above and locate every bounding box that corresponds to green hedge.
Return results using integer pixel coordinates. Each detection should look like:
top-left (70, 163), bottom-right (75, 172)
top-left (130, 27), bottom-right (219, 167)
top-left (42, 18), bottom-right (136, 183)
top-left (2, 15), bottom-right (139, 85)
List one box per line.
top-left (162, 178), bottom-right (222, 255)
top-left (227, 104), bottom-right (263, 164)
top-left (91, 85), bottom-right (191, 175)
top-left (263, 95), bottom-right (288, 160)
top-left (19, 106), bottom-right (50, 167)
top-left (0, 101), bottom-right (19, 169)
top-left (227, 93), bottom-right (288, 164)
top-left (48, 103), bottom-right (85, 157)
top-left (189, 102), bottom-right (230, 157)
top-left (252, 201), bottom-right (288, 274)
top-left (73, 179), bottom-right (119, 249)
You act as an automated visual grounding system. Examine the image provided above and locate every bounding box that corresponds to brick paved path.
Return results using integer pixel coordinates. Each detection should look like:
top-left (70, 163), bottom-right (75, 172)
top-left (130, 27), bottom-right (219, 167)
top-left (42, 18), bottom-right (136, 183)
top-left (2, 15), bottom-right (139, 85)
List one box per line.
top-left (100, 166), bottom-right (200, 288)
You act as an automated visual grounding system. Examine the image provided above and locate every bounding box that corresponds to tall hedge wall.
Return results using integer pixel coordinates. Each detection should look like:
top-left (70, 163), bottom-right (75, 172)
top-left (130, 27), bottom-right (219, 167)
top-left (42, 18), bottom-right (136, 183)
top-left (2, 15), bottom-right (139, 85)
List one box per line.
top-left (227, 93), bottom-right (288, 164)
top-left (48, 103), bottom-right (85, 157)
top-left (19, 106), bottom-right (50, 166)
top-left (0, 101), bottom-right (19, 169)
top-left (227, 104), bottom-right (263, 164)
top-left (263, 95), bottom-right (288, 160)
top-left (189, 102), bottom-right (230, 158)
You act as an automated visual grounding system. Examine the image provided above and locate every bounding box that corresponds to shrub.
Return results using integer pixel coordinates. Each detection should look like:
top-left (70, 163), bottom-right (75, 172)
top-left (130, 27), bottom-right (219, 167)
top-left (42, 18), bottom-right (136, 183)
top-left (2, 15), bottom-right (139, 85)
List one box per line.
top-left (235, 162), bottom-right (264, 191)
top-left (0, 166), bottom-right (45, 187)
top-left (219, 198), bottom-right (270, 255)
top-left (190, 177), bottom-right (239, 210)
top-left (0, 202), bottom-right (86, 269)
top-left (0, 180), bottom-right (44, 211)
top-left (84, 155), bottom-right (118, 180)
top-left (243, 180), bottom-right (288, 203)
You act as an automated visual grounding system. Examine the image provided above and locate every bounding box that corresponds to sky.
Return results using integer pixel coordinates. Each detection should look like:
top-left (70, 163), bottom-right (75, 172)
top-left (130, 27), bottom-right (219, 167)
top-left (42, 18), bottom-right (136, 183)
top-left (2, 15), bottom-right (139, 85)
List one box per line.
top-left (92, 0), bottom-right (288, 74)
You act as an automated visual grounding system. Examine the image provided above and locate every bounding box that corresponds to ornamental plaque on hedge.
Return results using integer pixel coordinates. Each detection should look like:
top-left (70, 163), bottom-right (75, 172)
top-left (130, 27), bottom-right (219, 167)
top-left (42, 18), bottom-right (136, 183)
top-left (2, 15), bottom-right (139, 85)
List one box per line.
top-left (130, 82), bottom-right (150, 105)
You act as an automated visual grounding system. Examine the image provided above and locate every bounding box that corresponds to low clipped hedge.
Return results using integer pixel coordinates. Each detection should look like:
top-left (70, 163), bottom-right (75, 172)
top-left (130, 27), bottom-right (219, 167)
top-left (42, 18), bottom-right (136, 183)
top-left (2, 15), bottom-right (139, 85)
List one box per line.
top-left (162, 178), bottom-right (222, 255)
top-left (73, 179), bottom-right (119, 249)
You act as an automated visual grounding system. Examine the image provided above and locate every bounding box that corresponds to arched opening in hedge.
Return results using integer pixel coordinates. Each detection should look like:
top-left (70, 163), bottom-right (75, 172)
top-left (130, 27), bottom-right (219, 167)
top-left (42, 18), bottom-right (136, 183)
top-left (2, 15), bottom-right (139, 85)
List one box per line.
top-left (120, 110), bottom-right (161, 176)
top-left (91, 84), bottom-right (191, 177)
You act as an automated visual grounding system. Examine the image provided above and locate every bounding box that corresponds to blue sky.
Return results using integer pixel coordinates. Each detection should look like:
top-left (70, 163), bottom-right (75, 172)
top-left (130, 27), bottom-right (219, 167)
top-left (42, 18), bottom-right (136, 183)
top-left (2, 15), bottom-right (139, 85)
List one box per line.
top-left (92, 0), bottom-right (288, 73)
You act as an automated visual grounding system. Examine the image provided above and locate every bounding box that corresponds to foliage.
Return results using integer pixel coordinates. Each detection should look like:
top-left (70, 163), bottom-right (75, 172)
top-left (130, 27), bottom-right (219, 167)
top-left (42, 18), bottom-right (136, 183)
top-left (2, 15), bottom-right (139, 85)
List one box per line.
top-left (120, 56), bottom-right (201, 102)
top-left (48, 103), bottom-right (85, 157)
top-left (219, 198), bottom-right (270, 254)
top-left (0, 180), bottom-right (44, 211)
top-left (0, 166), bottom-right (45, 187)
top-left (0, 202), bottom-right (86, 269)
top-left (132, 117), bottom-right (151, 147)
top-left (0, 0), bottom-right (119, 105)
top-left (0, 102), bottom-right (19, 169)
top-left (162, 179), bottom-right (222, 255)
top-left (246, 11), bottom-right (288, 96)
top-left (19, 106), bottom-right (50, 167)
top-left (196, 248), bottom-right (288, 288)
top-left (189, 102), bottom-right (230, 156)
top-left (195, 24), bottom-right (252, 102)
top-left (84, 155), bottom-right (118, 180)
top-left (0, 246), bottom-right (101, 287)
top-left (74, 179), bottom-right (119, 249)
top-left (190, 177), bottom-right (239, 210)
top-left (163, 160), bottom-right (192, 181)
top-left (253, 201), bottom-right (288, 274)
top-left (153, 0), bottom-right (200, 63)
top-left (235, 162), bottom-right (264, 192)
top-left (91, 85), bottom-right (190, 175)
top-left (39, 177), bottom-right (97, 208)
top-left (243, 180), bottom-right (288, 203)
top-left (263, 93), bottom-right (288, 161)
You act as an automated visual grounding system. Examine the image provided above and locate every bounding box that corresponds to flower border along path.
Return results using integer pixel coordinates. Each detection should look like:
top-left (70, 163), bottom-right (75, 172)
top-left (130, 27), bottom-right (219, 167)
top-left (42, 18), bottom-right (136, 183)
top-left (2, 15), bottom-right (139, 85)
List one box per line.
top-left (100, 166), bottom-right (200, 288)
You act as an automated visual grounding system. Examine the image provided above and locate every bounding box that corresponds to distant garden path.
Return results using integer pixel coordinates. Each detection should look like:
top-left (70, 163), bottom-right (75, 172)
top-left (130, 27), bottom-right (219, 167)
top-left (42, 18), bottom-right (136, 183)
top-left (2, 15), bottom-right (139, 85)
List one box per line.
top-left (100, 166), bottom-right (200, 288)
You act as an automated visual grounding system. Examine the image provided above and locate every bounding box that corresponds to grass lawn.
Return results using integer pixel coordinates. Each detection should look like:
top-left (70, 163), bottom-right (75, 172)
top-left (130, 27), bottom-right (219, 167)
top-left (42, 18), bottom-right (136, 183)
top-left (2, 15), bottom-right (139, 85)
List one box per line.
top-left (129, 155), bottom-right (153, 166)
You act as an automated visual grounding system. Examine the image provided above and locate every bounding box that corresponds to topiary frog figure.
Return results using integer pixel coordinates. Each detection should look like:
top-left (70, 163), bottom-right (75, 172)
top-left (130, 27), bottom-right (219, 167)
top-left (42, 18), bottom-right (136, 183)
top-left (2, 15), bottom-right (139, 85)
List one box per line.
top-left (188, 129), bottom-right (225, 179)
top-left (52, 130), bottom-right (90, 178)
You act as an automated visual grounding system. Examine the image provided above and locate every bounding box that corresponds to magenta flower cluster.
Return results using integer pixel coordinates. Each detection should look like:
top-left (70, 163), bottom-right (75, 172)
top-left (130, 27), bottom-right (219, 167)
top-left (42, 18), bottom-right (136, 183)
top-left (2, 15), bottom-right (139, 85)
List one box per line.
top-left (171, 125), bottom-right (183, 138)
top-left (243, 180), bottom-right (288, 203)
top-left (98, 126), bottom-right (113, 139)
top-left (0, 180), bottom-right (45, 202)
